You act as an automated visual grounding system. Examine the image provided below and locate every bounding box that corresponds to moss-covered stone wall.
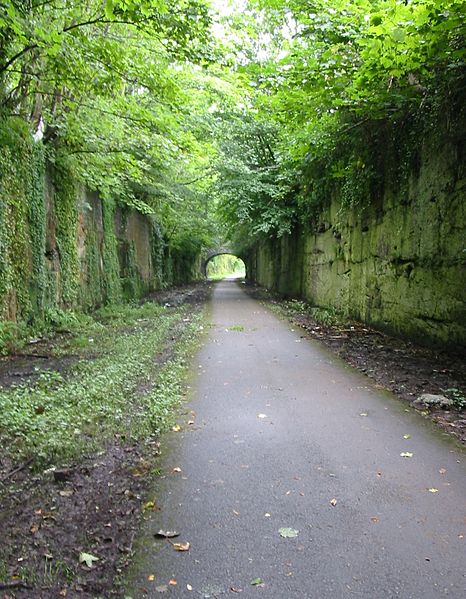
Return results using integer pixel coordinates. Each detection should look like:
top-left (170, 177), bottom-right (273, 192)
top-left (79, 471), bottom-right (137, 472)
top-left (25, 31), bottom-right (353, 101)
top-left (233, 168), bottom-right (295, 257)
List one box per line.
top-left (0, 119), bottom-right (203, 332)
top-left (247, 112), bottom-right (466, 349)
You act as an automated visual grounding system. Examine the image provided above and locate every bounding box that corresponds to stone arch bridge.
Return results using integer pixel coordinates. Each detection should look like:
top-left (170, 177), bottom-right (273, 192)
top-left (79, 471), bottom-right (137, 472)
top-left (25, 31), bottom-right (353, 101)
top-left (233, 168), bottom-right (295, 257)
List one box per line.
top-left (202, 245), bottom-right (246, 277)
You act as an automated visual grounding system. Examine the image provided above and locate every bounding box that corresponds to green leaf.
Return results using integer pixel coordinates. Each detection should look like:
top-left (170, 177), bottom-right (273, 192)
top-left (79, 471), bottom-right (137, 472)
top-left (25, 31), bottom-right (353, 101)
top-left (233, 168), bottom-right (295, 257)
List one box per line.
top-left (278, 527), bottom-right (299, 538)
top-left (105, 0), bottom-right (115, 19)
top-left (79, 552), bottom-right (99, 567)
top-left (250, 578), bottom-right (264, 586)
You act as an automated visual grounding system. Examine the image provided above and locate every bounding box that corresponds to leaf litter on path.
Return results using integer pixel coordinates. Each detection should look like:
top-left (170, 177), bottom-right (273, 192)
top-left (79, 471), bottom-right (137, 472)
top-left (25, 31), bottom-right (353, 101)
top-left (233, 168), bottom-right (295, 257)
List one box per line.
top-left (79, 552), bottom-right (99, 568)
top-left (155, 530), bottom-right (180, 538)
top-left (278, 527), bottom-right (299, 538)
top-left (172, 541), bottom-right (190, 551)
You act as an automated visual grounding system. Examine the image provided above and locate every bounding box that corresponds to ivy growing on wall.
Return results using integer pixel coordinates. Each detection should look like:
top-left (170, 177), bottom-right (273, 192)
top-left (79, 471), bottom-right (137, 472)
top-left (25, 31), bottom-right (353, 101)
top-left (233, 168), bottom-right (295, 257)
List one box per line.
top-left (52, 158), bottom-right (80, 307)
top-left (150, 218), bottom-right (165, 290)
top-left (0, 118), bottom-right (33, 322)
top-left (101, 198), bottom-right (122, 305)
top-left (28, 142), bottom-right (47, 316)
top-left (80, 226), bottom-right (103, 311)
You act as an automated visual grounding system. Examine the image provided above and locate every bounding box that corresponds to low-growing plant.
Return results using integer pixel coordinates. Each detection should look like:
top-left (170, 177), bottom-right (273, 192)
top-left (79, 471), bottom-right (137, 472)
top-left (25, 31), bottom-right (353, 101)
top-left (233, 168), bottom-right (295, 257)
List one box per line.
top-left (283, 299), bottom-right (342, 326)
top-left (444, 388), bottom-right (466, 411)
top-left (43, 308), bottom-right (93, 332)
top-left (0, 302), bottom-right (206, 469)
top-left (0, 321), bottom-right (27, 355)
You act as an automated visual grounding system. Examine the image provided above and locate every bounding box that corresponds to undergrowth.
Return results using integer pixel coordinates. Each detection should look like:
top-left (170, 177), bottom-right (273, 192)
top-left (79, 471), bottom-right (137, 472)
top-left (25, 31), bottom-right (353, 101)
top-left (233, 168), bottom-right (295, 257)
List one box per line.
top-left (273, 298), bottom-right (344, 327)
top-left (0, 301), bottom-right (205, 469)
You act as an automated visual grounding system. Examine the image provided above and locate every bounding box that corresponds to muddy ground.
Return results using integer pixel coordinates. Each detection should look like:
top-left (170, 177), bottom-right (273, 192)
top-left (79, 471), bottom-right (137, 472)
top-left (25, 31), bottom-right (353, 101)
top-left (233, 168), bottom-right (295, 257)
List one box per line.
top-left (1, 279), bottom-right (465, 598)
top-left (0, 282), bottom-right (212, 599)
top-left (245, 282), bottom-right (466, 446)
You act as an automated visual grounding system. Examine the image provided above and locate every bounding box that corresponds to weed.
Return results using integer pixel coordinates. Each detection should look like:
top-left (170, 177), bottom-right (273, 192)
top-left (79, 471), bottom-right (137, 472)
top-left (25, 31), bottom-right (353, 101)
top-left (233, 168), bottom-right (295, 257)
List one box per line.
top-left (0, 320), bottom-right (27, 355)
top-left (68, 334), bottom-right (91, 349)
top-left (282, 299), bottom-right (342, 326)
top-left (229, 324), bottom-right (245, 332)
top-left (444, 388), bottom-right (466, 411)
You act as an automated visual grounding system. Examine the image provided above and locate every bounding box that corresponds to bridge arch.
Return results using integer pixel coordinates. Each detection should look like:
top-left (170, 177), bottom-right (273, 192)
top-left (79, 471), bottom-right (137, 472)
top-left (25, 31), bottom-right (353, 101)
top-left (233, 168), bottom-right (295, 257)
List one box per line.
top-left (202, 246), bottom-right (246, 278)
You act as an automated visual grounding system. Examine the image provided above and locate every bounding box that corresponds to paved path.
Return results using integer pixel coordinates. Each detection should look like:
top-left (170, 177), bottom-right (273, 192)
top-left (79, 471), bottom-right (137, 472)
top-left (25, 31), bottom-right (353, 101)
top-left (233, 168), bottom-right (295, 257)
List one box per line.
top-left (128, 280), bottom-right (466, 598)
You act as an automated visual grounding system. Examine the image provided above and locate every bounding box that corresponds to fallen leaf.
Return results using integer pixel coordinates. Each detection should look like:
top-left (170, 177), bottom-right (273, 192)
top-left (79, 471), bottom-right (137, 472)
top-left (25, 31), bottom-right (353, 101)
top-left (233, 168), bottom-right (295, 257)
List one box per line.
top-left (400, 452), bottom-right (413, 458)
top-left (230, 586), bottom-right (243, 593)
top-left (155, 585), bottom-right (168, 593)
top-left (439, 468), bottom-right (446, 475)
top-left (155, 530), bottom-right (180, 538)
top-left (359, 413), bottom-right (368, 417)
top-left (370, 517), bottom-right (380, 524)
top-left (403, 434), bottom-right (411, 439)
top-left (148, 575), bottom-right (155, 581)
top-left (59, 490), bottom-right (74, 497)
top-left (79, 552), bottom-right (99, 568)
top-left (278, 527), bottom-right (299, 538)
top-left (172, 424), bottom-right (181, 432)
top-left (172, 542), bottom-right (190, 551)
top-left (169, 579), bottom-right (177, 586)
top-left (250, 578), bottom-right (264, 586)
top-left (257, 414), bottom-right (267, 419)
top-left (143, 501), bottom-right (156, 512)
top-left (172, 467), bottom-right (182, 473)
top-left (330, 498), bottom-right (337, 506)
top-left (428, 488), bottom-right (439, 493)
top-left (59, 590), bottom-right (67, 597)
top-left (188, 420), bottom-right (195, 425)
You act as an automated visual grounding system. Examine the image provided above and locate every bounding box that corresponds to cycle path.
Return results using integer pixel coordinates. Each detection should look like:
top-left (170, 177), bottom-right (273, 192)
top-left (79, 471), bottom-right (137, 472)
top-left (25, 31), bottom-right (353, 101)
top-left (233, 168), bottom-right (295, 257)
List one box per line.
top-left (127, 279), bottom-right (466, 598)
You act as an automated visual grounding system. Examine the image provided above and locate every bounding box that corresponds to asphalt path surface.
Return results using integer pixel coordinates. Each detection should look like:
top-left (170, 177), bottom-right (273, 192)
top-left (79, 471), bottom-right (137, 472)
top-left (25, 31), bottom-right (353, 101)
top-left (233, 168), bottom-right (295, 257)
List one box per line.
top-left (128, 280), bottom-right (466, 598)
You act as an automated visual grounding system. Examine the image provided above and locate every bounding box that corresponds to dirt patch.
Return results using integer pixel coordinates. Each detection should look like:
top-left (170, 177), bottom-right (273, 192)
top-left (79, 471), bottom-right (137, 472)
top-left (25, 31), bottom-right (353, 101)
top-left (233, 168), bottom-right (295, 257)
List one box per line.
top-left (245, 283), bottom-right (466, 445)
top-left (0, 282), bottom-right (212, 598)
top-left (0, 440), bottom-right (160, 599)
top-left (0, 339), bottom-right (77, 389)
top-left (146, 280), bottom-right (213, 308)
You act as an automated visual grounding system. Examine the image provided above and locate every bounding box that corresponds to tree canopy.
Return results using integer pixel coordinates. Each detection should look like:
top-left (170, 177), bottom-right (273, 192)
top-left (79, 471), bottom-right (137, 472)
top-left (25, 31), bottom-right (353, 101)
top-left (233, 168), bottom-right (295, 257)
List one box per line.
top-left (1, 0), bottom-right (465, 251)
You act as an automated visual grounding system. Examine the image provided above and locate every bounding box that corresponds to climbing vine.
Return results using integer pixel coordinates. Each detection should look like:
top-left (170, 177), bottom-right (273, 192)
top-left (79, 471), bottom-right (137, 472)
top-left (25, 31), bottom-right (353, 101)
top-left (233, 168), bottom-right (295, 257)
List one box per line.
top-left (0, 118), bottom-right (33, 322)
top-left (52, 158), bottom-right (80, 307)
top-left (101, 199), bottom-right (122, 305)
top-left (80, 226), bottom-right (103, 310)
top-left (28, 141), bottom-right (47, 315)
